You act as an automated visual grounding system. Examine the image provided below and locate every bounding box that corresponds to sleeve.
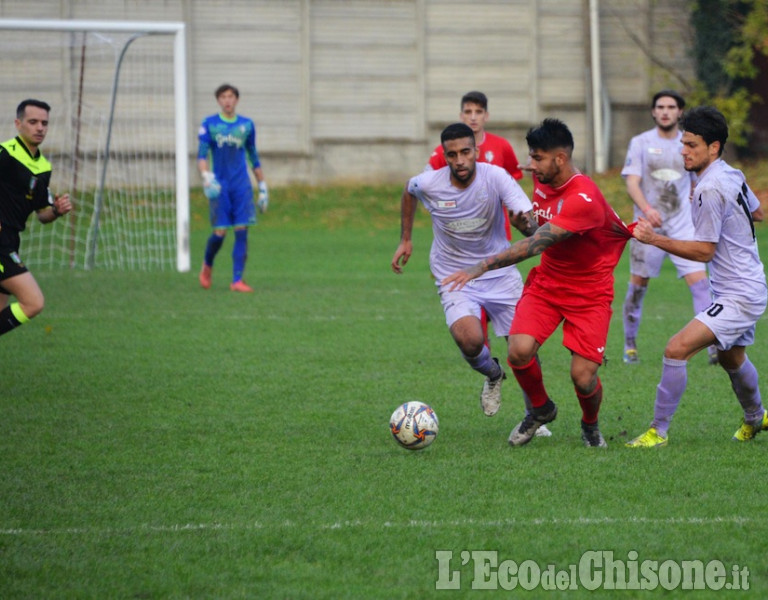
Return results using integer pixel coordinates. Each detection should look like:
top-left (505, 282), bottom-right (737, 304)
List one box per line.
top-left (34, 174), bottom-right (53, 211)
top-left (427, 145), bottom-right (446, 171)
top-left (406, 174), bottom-right (419, 197)
top-left (745, 184), bottom-right (760, 212)
top-left (691, 187), bottom-right (723, 243)
top-left (549, 190), bottom-right (604, 234)
top-left (620, 136), bottom-right (642, 178)
top-left (245, 119), bottom-right (261, 169)
top-left (197, 119), bottom-right (211, 160)
top-left (499, 173), bottom-right (532, 213)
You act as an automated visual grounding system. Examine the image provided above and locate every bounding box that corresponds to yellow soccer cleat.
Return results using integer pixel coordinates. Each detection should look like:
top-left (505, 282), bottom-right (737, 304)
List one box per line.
top-left (625, 427), bottom-right (668, 448)
top-left (732, 409), bottom-right (768, 442)
top-left (623, 348), bottom-right (639, 364)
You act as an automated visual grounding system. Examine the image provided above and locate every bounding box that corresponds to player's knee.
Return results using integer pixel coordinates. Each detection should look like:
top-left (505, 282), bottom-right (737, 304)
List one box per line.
top-left (23, 298), bottom-right (44, 319)
top-left (507, 345), bottom-right (535, 367)
top-left (569, 359), bottom-right (599, 392)
top-left (571, 373), bottom-right (597, 395)
top-left (19, 292), bottom-right (45, 319)
top-left (459, 337), bottom-right (485, 358)
top-left (717, 348), bottom-right (743, 371)
top-left (663, 341), bottom-right (687, 361)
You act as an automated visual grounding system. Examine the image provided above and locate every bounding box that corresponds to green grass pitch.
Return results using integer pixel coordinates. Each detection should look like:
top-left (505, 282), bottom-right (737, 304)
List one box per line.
top-left (1, 172), bottom-right (767, 598)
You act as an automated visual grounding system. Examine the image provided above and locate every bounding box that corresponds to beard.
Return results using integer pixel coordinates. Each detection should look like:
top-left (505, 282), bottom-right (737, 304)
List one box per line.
top-left (450, 164), bottom-right (475, 184)
top-left (656, 120), bottom-right (678, 133)
top-left (535, 165), bottom-right (559, 185)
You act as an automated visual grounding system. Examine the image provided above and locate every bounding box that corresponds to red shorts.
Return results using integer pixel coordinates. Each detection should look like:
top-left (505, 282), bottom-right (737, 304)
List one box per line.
top-left (510, 270), bottom-right (612, 365)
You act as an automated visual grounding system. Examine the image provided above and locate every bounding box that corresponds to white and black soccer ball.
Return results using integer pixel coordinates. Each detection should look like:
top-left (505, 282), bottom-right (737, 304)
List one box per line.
top-left (389, 401), bottom-right (439, 450)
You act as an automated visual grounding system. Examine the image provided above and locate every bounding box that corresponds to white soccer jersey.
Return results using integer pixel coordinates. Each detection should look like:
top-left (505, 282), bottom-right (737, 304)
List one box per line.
top-left (692, 158), bottom-right (766, 299)
top-left (622, 128), bottom-right (694, 228)
top-left (407, 162), bottom-right (532, 282)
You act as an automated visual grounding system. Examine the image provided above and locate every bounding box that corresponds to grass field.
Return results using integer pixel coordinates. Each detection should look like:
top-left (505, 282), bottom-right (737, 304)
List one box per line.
top-left (2, 164), bottom-right (768, 598)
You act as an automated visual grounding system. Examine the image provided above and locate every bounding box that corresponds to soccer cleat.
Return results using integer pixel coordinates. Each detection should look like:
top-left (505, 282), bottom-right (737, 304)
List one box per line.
top-left (732, 409), bottom-right (768, 441)
top-left (625, 427), bottom-right (668, 448)
top-left (509, 400), bottom-right (558, 446)
top-left (480, 358), bottom-right (505, 416)
top-left (199, 264), bottom-right (212, 289)
top-left (623, 348), bottom-right (638, 364)
top-left (230, 280), bottom-right (255, 293)
top-left (536, 424), bottom-right (553, 438)
top-left (581, 421), bottom-right (608, 448)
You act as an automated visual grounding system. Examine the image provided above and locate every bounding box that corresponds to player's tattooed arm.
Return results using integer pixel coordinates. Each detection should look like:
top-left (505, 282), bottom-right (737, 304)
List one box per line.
top-left (510, 209), bottom-right (539, 237)
top-left (484, 222), bottom-right (571, 269)
top-left (441, 223), bottom-right (572, 290)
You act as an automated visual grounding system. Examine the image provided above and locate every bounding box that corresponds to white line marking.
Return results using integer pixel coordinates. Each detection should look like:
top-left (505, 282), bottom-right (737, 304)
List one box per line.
top-left (0, 515), bottom-right (755, 537)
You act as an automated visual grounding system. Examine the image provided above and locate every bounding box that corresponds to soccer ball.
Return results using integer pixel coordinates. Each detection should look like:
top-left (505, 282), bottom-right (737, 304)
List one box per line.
top-left (389, 401), bottom-right (439, 450)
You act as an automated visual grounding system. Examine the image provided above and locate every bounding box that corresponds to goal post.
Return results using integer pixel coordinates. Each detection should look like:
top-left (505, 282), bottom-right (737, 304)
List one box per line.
top-left (0, 18), bottom-right (190, 272)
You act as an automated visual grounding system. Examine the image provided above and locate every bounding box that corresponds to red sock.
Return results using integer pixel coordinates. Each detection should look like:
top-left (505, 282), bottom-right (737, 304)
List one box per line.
top-left (481, 308), bottom-right (490, 350)
top-left (577, 378), bottom-right (603, 424)
top-left (509, 356), bottom-right (549, 408)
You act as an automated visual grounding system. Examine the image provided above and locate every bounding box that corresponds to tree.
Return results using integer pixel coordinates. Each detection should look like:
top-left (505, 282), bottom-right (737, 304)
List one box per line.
top-left (689, 0), bottom-right (768, 148)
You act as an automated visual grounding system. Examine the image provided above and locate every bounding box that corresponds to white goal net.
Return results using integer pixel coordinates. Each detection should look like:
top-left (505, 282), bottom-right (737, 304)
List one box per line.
top-left (0, 19), bottom-right (189, 272)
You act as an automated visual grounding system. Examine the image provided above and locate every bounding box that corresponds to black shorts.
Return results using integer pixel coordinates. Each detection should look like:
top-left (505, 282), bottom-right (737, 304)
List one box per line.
top-left (0, 249), bottom-right (29, 293)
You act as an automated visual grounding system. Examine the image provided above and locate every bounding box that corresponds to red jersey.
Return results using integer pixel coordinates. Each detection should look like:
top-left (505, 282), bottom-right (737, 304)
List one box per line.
top-left (429, 132), bottom-right (523, 240)
top-left (531, 173), bottom-right (630, 302)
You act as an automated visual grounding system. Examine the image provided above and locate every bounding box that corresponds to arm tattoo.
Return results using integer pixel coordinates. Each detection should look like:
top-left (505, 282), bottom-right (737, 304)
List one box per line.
top-left (516, 210), bottom-right (539, 237)
top-left (481, 223), bottom-right (572, 272)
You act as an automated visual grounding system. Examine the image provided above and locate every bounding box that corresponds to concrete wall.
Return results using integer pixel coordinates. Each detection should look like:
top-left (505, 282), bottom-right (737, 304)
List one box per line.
top-left (0, 0), bottom-right (695, 185)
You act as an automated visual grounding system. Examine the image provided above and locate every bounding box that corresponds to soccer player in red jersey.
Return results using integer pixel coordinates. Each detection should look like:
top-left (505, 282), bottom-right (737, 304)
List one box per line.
top-left (442, 118), bottom-right (632, 447)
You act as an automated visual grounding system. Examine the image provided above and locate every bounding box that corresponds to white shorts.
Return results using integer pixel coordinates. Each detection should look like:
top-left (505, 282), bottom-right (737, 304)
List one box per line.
top-left (437, 268), bottom-right (524, 338)
top-left (629, 237), bottom-right (706, 279)
top-left (695, 294), bottom-right (767, 351)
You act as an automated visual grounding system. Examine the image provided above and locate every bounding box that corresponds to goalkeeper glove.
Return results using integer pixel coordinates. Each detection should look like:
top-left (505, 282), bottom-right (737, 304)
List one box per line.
top-left (257, 181), bottom-right (269, 213)
top-left (202, 171), bottom-right (221, 200)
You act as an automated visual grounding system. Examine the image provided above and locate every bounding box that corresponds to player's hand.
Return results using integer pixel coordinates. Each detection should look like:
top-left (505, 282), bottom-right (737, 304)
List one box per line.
top-left (202, 171), bottom-right (221, 199)
top-left (642, 206), bottom-right (662, 228)
top-left (441, 264), bottom-right (484, 291)
top-left (391, 241), bottom-right (413, 274)
top-left (509, 210), bottom-right (526, 230)
top-left (510, 210), bottom-right (537, 237)
top-left (257, 181), bottom-right (269, 213)
top-left (56, 193), bottom-right (72, 215)
top-left (632, 218), bottom-right (655, 243)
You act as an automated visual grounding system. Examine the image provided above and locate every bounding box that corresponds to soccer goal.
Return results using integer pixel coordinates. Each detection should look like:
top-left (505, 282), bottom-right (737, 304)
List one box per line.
top-left (0, 19), bottom-right (190, 272)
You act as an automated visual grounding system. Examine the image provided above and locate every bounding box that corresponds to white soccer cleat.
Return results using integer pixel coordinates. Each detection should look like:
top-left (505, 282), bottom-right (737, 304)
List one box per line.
top-left (508, 401), bottom-right (558, 446)
top-left (480, 358), bottom-right (505, 416)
